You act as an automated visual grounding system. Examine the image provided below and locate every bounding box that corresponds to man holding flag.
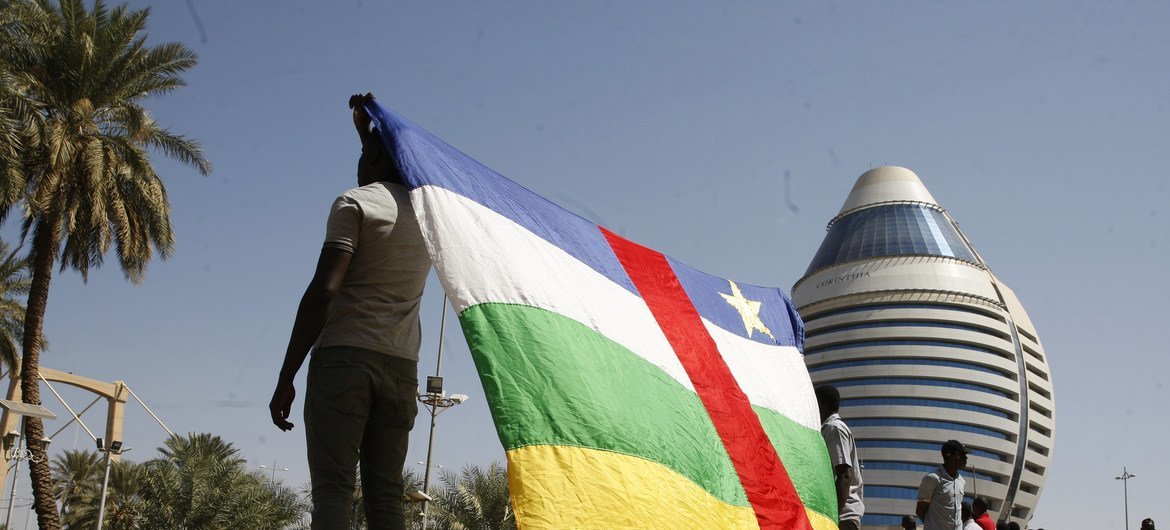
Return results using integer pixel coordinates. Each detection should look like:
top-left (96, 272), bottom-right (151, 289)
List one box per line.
top-left (269, 93), bottom-right (431, 529)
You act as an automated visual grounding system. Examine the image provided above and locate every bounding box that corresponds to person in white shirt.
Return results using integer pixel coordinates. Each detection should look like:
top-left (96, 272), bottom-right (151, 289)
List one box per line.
top-left (916, 439), bottom-right (968, 530)
top-left (814, 385), bottom-right (864, 530)
top-left (962, 502), bottom-right (980, 530)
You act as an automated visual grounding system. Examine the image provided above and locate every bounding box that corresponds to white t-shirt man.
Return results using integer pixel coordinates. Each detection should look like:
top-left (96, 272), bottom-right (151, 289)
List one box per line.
top-left (918, 466), bottom-right (965, 530)
top-left (821, 413), bottom-right (864, 527)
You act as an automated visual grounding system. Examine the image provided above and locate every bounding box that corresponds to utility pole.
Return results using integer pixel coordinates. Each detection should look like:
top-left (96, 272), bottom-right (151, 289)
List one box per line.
top-left (260, 461), bottom-right (289, 483)
top-left (1115, 466), bottom-right (1135, 530)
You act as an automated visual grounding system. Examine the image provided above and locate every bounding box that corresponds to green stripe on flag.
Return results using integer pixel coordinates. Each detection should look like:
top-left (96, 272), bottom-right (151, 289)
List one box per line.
top-left (459, 302), bottom-right (836, 519)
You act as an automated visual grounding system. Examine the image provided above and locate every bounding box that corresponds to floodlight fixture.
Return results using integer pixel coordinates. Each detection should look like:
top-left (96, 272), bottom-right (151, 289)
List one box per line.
top-left (96, 437), bottom-right (103, 450)
top-left (110, 440), bottom-right (122, 452)
top-left (426, 376), bottom-right (444, 395)
top-left (405, 490), bottom-right (433, 502)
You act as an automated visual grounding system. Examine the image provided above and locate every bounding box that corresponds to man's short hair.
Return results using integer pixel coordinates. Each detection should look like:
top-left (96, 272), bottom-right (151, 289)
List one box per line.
top-left (814, 384), bottom-right (840, 411)
top-left (941, 439), bottom-right (969, 456)
top-left (972, 496), bottom-right (989, 511)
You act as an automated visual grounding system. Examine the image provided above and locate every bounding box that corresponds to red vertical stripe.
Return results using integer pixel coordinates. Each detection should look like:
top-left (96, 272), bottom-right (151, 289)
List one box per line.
top-left (602, 227), bottom-right (813, 530)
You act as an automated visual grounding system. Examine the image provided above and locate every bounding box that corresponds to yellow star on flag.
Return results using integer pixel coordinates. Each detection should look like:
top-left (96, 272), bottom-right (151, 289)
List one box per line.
top-left (718, 280), bottom-right (775, 340)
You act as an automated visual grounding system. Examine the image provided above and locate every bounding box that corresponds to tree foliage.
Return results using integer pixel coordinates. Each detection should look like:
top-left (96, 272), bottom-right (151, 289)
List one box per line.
top-left (51, 433), bottom-right (306, 530)
top-left (426, 463), bottom-right (516, 530)
top-left (0, 1), bottom-right (209, 526)
top-left (0, 238), bottom-right (30, 373)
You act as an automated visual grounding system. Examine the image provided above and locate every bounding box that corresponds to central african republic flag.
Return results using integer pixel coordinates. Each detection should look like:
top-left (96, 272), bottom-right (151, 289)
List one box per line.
top-left (365, 101), bottom-right (837, 530)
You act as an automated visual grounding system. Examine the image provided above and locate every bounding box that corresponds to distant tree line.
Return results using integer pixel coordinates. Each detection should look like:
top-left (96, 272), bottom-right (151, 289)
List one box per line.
top-left (46, 432), bottom-right (515, 530)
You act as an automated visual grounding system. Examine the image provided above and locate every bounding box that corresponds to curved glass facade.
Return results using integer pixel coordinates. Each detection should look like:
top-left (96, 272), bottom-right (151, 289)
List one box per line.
top-left (805, 338), bottom-right (1007, 357)
top-left (862, 514), bottom-right (918, 527)
top-left (830, 377), bottom-right (1011, 398)
top-left (863, 461), bottom-right (999, 482)
top-left (805, 203), bottom-right (977, 274)
top-left (863, 486), bottom-right (921, 501)
top-left (807, 358), bottom-right (1007, 377)
top-left (856, 440), bottom-right (1008, 461)
top-left (841, 397), bottom-right (1011, 419)
top-left (807, 320), bottom-right (996, 337)
top-left (808, 302), bottom-right (1003, 321)
top-left (849, 418), bottom-right (1011, 440)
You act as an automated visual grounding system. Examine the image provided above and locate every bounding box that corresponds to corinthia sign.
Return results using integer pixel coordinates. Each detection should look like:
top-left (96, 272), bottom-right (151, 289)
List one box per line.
top-left (814, 271), bottom-right (870, 289)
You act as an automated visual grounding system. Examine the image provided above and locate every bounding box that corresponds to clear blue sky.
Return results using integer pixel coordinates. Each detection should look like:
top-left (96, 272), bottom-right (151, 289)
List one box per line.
top-left (5, 2), bottom-right (1168, 528)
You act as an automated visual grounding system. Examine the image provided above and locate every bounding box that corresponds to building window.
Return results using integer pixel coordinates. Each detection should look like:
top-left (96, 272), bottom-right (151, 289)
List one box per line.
top-left (808, 358), bottom-right (1010, 378)
top-left (864, 485), bottom-right (920, 500)
top-left (857, 440), bottom-right (1008, 461)
top-left (806, 338), bottom-right (1009, 358)
top-left (862, 514), bottom-right (921, 527)
top-left (862, 461), bottom-right (1001, 483)
top-left (807, 319), bottom-right (1005, 340)
top-left (804, 302), bottom-right (1003, 323)
top-left (826, 377), bottom-right (1012, 398)
top-left (842, 397), bottom-right (1011, 419)
top-left (850, 418), bottom-right (1011, 440)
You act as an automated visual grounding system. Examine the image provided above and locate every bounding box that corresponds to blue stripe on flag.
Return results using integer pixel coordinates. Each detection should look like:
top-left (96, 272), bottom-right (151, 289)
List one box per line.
top-left (667, 257), bottom-right (803, 348)
top-left (364, 101), bottom-right (805, 348)
top-left (365, 101), bottom-right (637, 294)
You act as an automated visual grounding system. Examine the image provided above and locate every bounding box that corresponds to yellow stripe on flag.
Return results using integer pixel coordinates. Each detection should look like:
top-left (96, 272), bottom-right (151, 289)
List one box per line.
top-left (507, 445), bottom-right (839, 530)
top-left (806, 509), bottom-right (839, 530)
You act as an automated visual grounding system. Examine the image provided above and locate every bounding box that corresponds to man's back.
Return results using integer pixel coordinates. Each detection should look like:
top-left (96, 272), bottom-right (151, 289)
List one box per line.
top-left (318, 181), bottom-right (431, 359)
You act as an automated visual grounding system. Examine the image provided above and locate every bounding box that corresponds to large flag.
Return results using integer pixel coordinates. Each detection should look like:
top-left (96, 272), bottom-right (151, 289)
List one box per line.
top-left (366, 102), bottom-right (837, 530)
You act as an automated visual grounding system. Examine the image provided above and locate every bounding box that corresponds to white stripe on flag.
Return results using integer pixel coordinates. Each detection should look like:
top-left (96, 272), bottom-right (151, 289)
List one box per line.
top-left (412, 184), bottom-right (817, 424)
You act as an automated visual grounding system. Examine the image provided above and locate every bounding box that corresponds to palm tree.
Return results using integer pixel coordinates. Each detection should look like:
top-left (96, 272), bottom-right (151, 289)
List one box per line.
top-left (51, 436), bottom-right (304, 530)
top-left (158, 431), bottom-right (244, 467)
top-left (428, 463), bottom-right (515, 530)
top-left (0, 239), bottom-right (30, 373)
top-left (50, 449), bottom-right (103, 522)
top-left (135, 433), bottom-right (305, 529)
top-left (52, 451), bottom-right (142, 529)
top-left (0, 1), bottom-right (210, 526)
top-left (0, 0), bottom-right (49, 187)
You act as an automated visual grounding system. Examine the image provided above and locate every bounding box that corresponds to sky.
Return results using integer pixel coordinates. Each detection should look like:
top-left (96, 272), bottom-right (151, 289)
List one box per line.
top-left (3, 1), bottom-right (1168, 529)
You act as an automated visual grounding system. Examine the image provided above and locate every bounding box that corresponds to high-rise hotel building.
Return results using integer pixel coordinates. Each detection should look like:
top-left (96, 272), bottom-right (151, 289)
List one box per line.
top-left (792, 167), bottom-right (1055, 529)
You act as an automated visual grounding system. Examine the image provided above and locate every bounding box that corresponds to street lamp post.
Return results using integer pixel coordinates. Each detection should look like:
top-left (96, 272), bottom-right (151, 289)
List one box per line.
top-left (1116, 467), bottom-right (1136, 530)
top-left (3, 427), bottom-right (50, 530)
top-left (416, 296), bottom-right (469, 530)
top-left (96, 438), bottom-right (130, 530)
top-left (260, 461), bottom-right (289, 483)
top-left (0, 400), bottom-right (56, 530)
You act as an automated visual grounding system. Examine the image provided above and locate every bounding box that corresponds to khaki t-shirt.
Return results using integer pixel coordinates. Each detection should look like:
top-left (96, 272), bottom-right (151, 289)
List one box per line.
top-left (317, 182), bottom-right (431, 360)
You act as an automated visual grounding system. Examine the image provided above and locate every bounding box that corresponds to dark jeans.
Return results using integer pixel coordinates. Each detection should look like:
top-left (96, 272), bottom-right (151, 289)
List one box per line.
top-left (838, 519), bottom-right (861, 530)
top-left (305, 347), bottom-right (418, 530)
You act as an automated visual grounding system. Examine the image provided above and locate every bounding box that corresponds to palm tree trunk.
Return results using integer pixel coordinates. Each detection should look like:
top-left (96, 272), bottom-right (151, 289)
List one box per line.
top-left (20, 217), bottom-right (62, 530)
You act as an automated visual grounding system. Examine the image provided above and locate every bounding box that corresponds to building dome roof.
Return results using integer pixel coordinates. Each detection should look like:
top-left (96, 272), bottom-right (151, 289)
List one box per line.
top-left (837, 166), bottom-right (939, 215)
